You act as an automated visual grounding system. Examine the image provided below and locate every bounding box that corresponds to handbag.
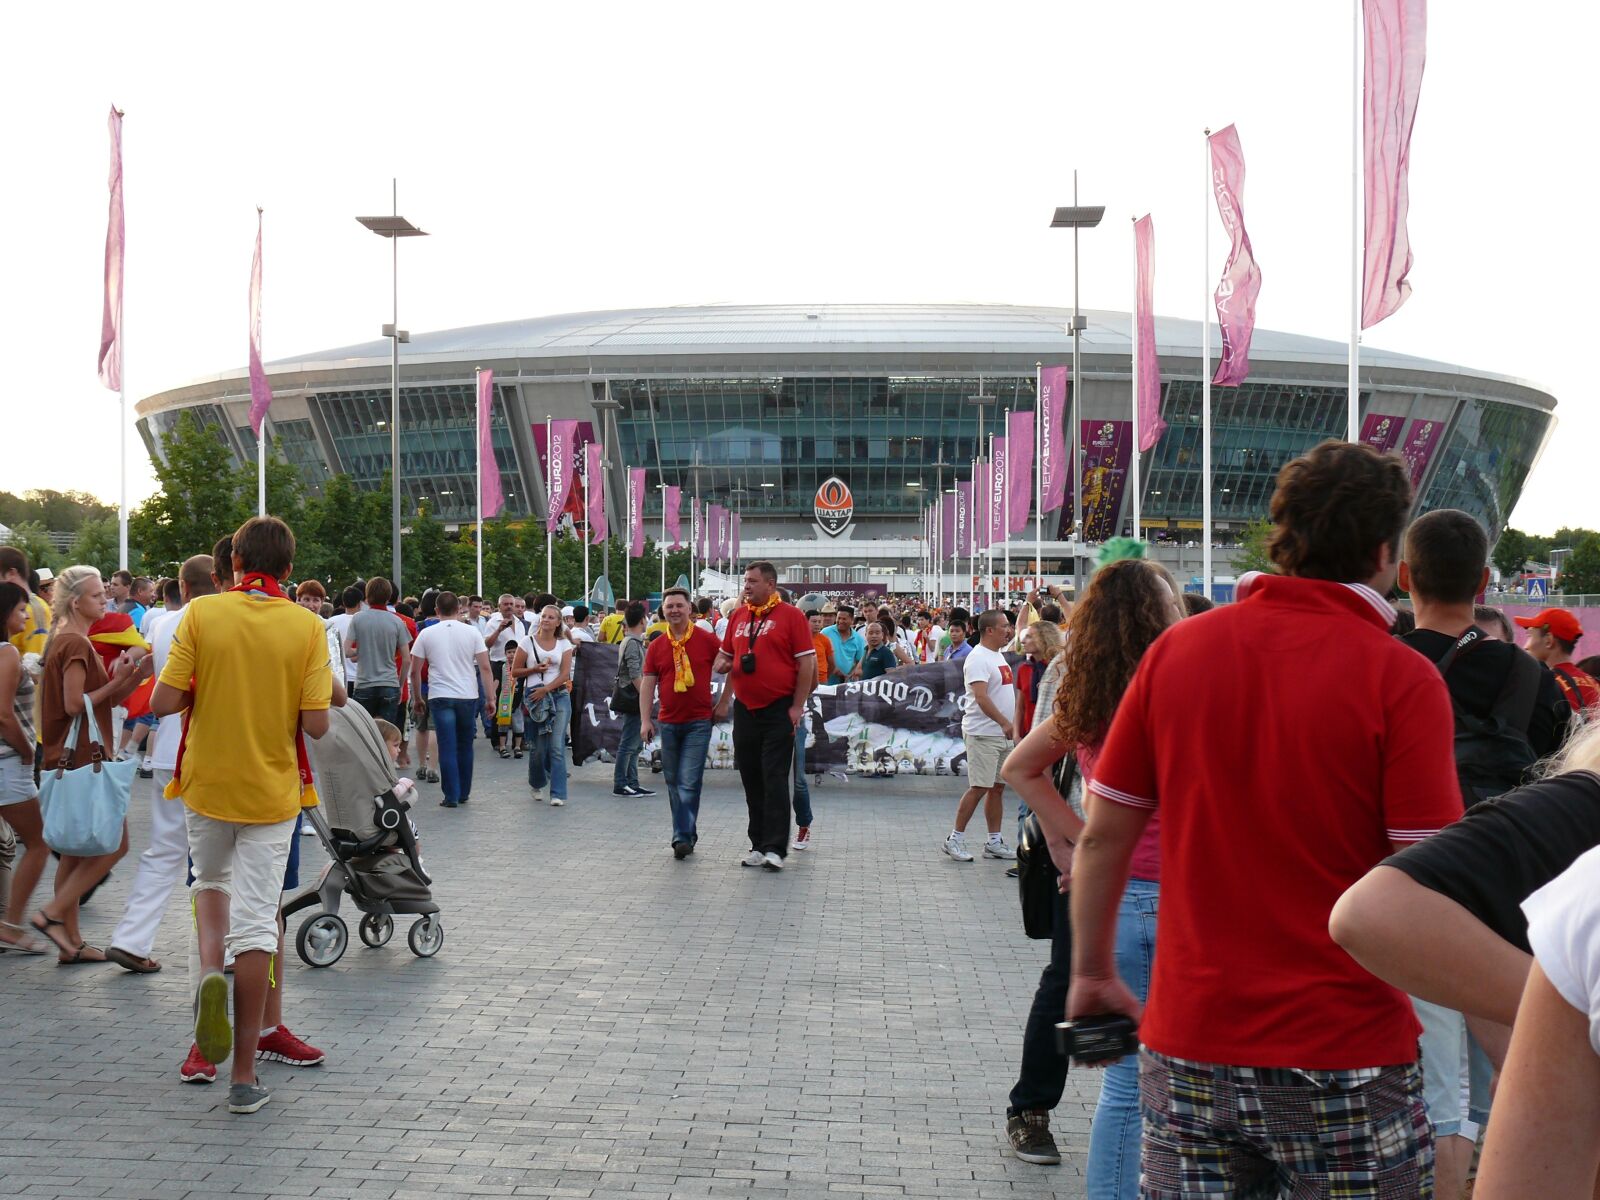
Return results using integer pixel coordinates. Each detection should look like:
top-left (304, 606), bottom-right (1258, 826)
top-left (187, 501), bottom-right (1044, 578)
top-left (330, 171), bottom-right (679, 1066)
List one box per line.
top-left (40, 708), bottom-right (136, 857)
top-left (610, 635), bottom-right (641, 715)
top-left (521, 642), bottom-right (556, 730)
top-left (1016, 750), bottom-right (1078, 939)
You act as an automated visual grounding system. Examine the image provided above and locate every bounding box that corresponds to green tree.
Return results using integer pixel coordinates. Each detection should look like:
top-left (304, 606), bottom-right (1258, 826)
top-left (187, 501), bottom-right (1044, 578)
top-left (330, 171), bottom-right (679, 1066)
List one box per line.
top-left (3, 521), bottom-right (60, 574)
top-left (296, 473), bottom-right (389, 586)
top-left (1231, 517), bottom-right (1276, 576)
top-left (236, 449), bottom-right (306, 535)
top-left (1492, 528), bottom-right (1532, 580)
top-left (404, 502), bottom-right (457, 594)
top-left (1558, 535), bottom-right (1600, 597)
top-left (0, 489), bottom-right (114, 533)
top-left (69, 515), bottom-right (124, 578)
top-left (131, 413), bottom-right (248, 573)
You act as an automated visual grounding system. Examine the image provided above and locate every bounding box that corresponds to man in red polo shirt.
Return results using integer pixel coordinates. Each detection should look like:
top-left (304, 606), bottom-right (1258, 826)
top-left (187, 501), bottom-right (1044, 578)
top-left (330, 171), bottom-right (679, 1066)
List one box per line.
top-left (713, 561), bottom-right (815, 871)
top-left (1069, 440), bottom-right (1460, 1196)
top-left (1515, 608), bottom-right (1600, 714)
top-left (640, 587), bottom-right (721, 859)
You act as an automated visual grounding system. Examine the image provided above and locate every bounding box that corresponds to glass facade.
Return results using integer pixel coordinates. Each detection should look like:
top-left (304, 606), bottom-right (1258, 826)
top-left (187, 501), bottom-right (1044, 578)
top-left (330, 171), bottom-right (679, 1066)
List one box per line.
top-left (1419, 399), bottom-right (1549, 538)
top-left (609, 375), bottom-right (1035, 515)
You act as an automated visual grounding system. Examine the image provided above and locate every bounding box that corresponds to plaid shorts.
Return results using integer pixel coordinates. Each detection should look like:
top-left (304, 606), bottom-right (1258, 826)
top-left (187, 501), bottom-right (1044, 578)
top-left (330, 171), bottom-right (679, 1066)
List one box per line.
top-left (1139, 1050), bottom-right (1432, 1199)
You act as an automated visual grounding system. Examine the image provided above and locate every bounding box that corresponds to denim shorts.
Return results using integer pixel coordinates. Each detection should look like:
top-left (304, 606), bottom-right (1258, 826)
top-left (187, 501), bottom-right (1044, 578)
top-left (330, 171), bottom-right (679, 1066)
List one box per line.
top-left (1413, 998), bottom-right (1492, 1139)
top-left (0, 754), bottom-right (38, 808)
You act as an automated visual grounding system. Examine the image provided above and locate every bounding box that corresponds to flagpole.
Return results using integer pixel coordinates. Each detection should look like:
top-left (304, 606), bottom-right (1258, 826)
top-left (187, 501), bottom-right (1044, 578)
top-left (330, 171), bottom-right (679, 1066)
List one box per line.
top-left (1348, 0), bottom-right (1362, 441)
top-left (582, 439), bottom-right (590, 605)
top-left (659, 484), bottom-right (667, 600)
top-left (1033, 363), bottom-right (1042, 587)
top-left (545, 414), bottom-right (553, 596)
top-left (1002, 411), bottom-right (1011, 604)
top-left (1130, 225), bottom-right (1141, 539)
top-left (625, 476), bottom-right (633, 603)
top-left (1202, 129), bottom-right (1214, 603)
top-left (475, 368), bottom-right (484, 598)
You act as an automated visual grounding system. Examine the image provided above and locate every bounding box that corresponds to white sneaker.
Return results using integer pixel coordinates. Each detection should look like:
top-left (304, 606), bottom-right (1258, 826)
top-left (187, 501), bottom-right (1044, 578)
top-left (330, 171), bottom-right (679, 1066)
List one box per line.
top-left (740, 850), bottom-right (768, 868)
top-left (550, 797), bottom-right (565, 807)
top-left (762, 852), bottom-right (784, 871)
top-left (984, 838), bottom-right (1017, 861)
top-left (530, 787), bottom-right (544, 802)
top-left (943, 832), bottom-right (974, 862)
top-left (791, 826), bottom-right (812, 851)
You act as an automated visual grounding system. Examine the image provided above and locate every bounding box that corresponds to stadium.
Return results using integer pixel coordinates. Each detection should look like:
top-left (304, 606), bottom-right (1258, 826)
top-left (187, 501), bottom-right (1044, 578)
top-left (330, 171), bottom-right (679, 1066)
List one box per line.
top-left (135, 303), bottom-right (1555, 585)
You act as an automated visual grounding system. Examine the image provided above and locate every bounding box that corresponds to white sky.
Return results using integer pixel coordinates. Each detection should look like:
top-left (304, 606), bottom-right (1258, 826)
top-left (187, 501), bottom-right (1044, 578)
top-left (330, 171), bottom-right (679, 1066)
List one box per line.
top-left (3, 1), bottom-right (1591, 534)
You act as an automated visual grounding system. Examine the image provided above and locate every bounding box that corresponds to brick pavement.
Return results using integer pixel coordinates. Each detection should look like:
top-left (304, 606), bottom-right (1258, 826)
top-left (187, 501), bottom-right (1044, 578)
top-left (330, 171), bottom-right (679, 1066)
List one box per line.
top-left (0, 749), bottom-right (1100, 1199)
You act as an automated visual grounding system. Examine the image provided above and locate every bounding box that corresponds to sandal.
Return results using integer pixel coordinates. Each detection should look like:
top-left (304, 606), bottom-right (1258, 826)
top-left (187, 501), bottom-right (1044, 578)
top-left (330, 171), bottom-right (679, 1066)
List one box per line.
top-left (498, 746), bottom-right (511, 759)
top-left (29, 912), bottom-right (76, 958)
top-left (0, 922), bottom-right (46, 955)
top-left (106, 946), bottom-right (163, 974)
top-left (58, 942), bottom-right (110, 966)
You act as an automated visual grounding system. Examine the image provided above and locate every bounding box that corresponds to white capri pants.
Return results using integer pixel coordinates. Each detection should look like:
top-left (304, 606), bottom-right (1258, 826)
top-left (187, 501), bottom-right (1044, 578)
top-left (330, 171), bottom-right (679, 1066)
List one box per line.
top-left (185, 810), bottom-right (296, 958)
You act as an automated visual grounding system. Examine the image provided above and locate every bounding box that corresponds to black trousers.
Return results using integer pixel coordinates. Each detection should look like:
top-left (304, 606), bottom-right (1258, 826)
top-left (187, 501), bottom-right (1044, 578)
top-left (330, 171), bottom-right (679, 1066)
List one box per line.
top-left (732, 697), bottom-right (795, 857)
top-left (1008, 885), bottom-right (1072, 1114)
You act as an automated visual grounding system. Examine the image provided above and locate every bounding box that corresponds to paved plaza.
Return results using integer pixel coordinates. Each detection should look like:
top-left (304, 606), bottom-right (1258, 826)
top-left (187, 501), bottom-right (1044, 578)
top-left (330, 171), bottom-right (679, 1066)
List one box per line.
top-left (0, 751), bottom-right (1099, 1200)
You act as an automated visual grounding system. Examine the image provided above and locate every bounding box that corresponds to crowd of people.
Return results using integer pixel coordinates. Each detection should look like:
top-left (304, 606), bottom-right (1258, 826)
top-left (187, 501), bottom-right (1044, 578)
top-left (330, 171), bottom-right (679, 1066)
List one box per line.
top-left (2, 436), bottom-right (1599, 1195)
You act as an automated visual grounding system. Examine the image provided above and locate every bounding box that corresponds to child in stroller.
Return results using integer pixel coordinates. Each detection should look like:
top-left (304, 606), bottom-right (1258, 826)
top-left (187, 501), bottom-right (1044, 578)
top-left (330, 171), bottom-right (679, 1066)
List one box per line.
top-left (284, 702), bottom-right (444, 966)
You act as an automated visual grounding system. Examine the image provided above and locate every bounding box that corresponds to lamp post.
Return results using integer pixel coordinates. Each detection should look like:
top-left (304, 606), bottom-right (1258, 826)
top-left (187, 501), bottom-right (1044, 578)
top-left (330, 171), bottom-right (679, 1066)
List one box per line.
top-left (1051, 177), bottom-right (1105, 598)
top-left (356, 182), bottom-right (428, 594)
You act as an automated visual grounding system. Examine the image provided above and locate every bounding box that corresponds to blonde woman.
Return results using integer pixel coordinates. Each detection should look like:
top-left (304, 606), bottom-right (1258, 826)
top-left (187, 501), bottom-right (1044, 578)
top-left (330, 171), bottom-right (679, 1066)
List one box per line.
top-left (30, 566), bottom-right (151, 963)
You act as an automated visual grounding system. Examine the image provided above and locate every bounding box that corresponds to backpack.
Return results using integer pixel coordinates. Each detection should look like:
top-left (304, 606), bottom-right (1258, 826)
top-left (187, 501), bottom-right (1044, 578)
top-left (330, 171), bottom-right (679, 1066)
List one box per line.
top-left (1431, 628), bottom-right (1541, 805)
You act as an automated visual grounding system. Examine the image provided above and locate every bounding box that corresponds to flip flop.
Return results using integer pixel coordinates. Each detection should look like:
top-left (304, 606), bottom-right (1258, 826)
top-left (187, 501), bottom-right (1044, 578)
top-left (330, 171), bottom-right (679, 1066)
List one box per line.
top-left (58, 943), bottom-right (110, 967)
top-left (106, 946), bottom-right (163, 974)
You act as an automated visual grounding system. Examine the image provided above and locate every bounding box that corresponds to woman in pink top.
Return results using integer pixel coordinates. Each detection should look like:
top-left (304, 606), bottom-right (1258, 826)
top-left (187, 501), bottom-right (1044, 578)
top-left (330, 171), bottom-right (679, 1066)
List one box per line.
top-left (999, 557), bottom-right (1183, 1190)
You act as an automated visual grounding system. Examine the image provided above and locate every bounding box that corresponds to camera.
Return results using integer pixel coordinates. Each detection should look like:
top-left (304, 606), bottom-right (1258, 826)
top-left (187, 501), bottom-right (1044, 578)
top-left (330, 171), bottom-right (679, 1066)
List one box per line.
top-left (1055, 1015), bottom-right (1139, 1066)
top-left (740, 652), bottom-right (758, 675)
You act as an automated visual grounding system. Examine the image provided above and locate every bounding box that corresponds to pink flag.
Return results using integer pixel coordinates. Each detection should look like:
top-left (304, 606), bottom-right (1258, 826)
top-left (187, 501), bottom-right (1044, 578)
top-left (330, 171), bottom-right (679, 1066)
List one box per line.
top-left (1362, 0), bottom-right (1427, 328)
top-left (478, 370), bottom-right (503, 519)
top-left (955, 481), bottom-right (973, 557)
top-left (98, 107), bottom-right (124, 392)
top-left (664, 485), bottom-right (682, 548)
top-left (715, 505), bottom-right (729, 560)
top-left (1007, 410), bottom-right (1034, 534)
top-left (988, 441), bottom-right (1009, 544)
top-left (731, 512), bottom-right (742, 562)
top-left (585, 441), bottom-right (605, 542)
top-left (629, 468), bottom-right (646, 556)
top-left (1132, 215), bottom-right (1169, 446)
top-left (545, 419), bottom-right (578, 532)
top-left (247, 210), bottom-right (273, 435)
top-left (1039, 366), bottom-right (1068, 511)
top-left (940, 494), bottom-right (956, 558)
top-left (972, 460), bottom-right (990, 552)
top-left (1208, 129), bottom-right (1263, 388)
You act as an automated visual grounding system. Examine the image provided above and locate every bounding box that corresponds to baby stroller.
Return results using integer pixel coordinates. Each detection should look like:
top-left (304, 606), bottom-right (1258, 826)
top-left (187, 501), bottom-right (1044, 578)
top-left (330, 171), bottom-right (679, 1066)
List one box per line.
top-left (283, 703), bottom-right (444, 967)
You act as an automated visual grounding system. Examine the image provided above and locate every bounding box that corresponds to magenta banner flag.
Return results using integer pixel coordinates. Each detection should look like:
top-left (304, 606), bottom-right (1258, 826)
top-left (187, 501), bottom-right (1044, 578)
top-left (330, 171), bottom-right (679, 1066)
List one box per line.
top-left (477, 370), bottom-right (503, 520)
top-left (955, 481), bottom-right (973, 558)
top-left (707, 504), bottom-right (722, 560)
top-left (1359, 411), bottom-right (1404, 452)
top-left (1362, 0), bottom-right (1427, 329)
top-left (98, 107), bottom-right (124, 392)
top-left (1007, 410), bottom-right (1034, 534)
top-left (1207, 128), bottom-right (1263, 388)
top-left (1132, 216), bottom-right (1168, 450)
top-left (545, 419), bottom-right (579, 533)
top-left (628, 468), bottom-right (646, 556)
top-left (940, 494), bottom-right (956, 559)
top-left (987, 440), bottom-right (1009, 544)
top-left (694, 501), bottom-right (706, 559)
top-left (731, 512), bottom-right (742, 562)
top-left (664, 485), bottom-right (682, 548)
top-left (584, 441), bottom-right (605, 541)
top-left (1039, 366), bottom-right (1069, 511)
top-left (1398, 416), bottom-right (1441, 486)
top-left (1078, 420), bottom-right (1133, 541)
top-left (247, 211), bottom-right (273, 435)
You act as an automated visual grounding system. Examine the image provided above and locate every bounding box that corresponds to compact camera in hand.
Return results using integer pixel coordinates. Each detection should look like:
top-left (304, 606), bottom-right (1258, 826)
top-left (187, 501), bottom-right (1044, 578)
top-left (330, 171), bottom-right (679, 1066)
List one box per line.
top-left (1055, 1015), bottom-right (1139, 1066)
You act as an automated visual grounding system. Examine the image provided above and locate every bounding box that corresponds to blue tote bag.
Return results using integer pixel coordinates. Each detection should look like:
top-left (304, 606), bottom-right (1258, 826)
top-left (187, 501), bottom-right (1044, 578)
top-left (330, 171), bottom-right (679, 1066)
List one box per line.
top-left (40, 708), bottom-right (136, 856)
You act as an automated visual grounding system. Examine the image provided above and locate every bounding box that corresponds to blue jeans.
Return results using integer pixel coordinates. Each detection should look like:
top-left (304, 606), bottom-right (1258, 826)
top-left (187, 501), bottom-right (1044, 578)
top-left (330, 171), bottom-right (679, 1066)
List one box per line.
top-left (792, 731), bottom-right (813, 827)
top-left (659, 720), bottom-right (712, 846)
top-left (429, 697), bottom-right (478, 805)
top-left (352, 684), bottom-right (400, 728)
top-left (614, 712), bottom-right (642, 791)
top-left (1086, 878), bottom-right (1159, 1200)
top-left (527, 691), bottom-right (572, 800)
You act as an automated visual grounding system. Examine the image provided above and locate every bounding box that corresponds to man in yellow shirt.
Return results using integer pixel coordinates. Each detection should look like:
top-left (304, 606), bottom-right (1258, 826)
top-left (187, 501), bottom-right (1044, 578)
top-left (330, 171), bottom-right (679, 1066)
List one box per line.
top-left (598, 600), bottom-right (628, 644)
top-left (152, 516), bottom-right (333, 1115)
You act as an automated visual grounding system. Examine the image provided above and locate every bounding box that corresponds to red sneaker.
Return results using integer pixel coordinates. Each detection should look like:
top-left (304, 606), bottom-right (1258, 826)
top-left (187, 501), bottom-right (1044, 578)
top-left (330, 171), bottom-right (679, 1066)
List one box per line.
top-left (256, 1025), bottom-right (325, 1067)
top-left (179, 1043), bottom-right (217, 1084)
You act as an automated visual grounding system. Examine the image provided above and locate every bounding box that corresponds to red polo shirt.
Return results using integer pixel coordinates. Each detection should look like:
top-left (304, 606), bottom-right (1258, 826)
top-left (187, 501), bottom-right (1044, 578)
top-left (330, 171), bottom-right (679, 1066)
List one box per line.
top-left (643, 627), bottom-right (720, 724)
top-left (720, 600), bottom-right (815, 710)
top-left (1090, 575), bottom-right (1460, 1070)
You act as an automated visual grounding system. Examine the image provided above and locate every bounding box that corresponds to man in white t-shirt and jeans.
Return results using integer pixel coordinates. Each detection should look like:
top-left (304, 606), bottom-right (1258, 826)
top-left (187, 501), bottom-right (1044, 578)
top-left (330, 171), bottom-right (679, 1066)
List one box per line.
top-left (408, 591), bottom-right (495, 809)
top-left (477, 594), bottom-right (527, 756)
top-left (943, 609), bottom-right (1018, 863)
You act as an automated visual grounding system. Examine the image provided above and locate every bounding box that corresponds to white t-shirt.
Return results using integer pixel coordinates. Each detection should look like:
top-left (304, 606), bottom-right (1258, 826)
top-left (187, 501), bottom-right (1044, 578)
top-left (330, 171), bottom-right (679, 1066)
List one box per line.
top-left (478, 613), bottom-right (529, 664)
top-left (326, 611), bottom-right (358, 682)
top-left (714, 617), bottom-right (729, 640)
top-left (571, 625), bottom-right (596, 643)
top-left (1523, 844), bottom-right (1600, 1055)
top-left (961, 642), bottom-right (1016, 738)
top-left (147, 607), bottom-right (187, 772)
top-left (140, 605), bottom-right (172, 642)
top-left (519, 635), bottom-right (575, 688)
top-left (694, 618), bottom-right (715, 635)
top-left (411, 619), bottom-right (489, 701)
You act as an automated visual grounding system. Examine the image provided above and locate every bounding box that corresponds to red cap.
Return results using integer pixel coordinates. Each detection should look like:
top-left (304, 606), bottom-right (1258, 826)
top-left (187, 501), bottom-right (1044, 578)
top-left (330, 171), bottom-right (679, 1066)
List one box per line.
top-left (1513, 608), bottom-right (1584, 643)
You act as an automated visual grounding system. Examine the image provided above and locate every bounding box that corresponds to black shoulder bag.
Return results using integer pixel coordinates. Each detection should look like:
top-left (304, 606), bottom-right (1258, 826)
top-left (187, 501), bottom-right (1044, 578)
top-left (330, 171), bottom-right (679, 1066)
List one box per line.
top-left (1017, 750), bottom-right (1077, 940)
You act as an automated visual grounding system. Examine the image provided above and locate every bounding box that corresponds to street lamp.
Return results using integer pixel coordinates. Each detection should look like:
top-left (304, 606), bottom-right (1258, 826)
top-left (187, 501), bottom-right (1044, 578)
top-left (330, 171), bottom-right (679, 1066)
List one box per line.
top-left (357, 181), bottom-right (428, 594)
top-left (1051, 175), bottom-right (1104, 598)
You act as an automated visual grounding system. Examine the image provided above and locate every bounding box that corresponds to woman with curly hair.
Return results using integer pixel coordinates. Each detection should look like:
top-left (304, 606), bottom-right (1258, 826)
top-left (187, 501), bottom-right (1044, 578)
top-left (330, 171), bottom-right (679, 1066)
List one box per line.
top-left (997, 557), bottom-right (1183, 1191)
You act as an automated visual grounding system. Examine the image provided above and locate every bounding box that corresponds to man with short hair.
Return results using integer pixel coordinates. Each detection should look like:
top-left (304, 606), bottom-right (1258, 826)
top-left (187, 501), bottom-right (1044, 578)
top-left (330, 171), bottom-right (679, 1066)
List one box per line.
top-left (943, 619), bottom-right (972, 662)
top-left (345, 578), bottom-right (411, 728)
top-left (152, 518), bottom-right (334, 1114)
top-left (713, 561), bottom-right (816, 870)
top-left (466, 595), bottom-right (484, 624)
top-left (1516, 608), bottom-right (1600, 714)
top-left (570, 604), bottom-right (595, 642)
top-left (943, 610), bottom-right (1017, 863)
top-left (408, 591), bottom-right (495, 809)
top-left (612, 601), bottom-right (656, 797)
top-left (108, 568), bottom-right (134, 610)
top-left (599, 600), bottom-right (628, 644)
top-left (475, 594), bottom-right (526, 754)
top-left (641, 587), bottom-right (719, 857)
top-left (861, 621), bottom-right (900, 680)
top-left (822, 605), bottom-right (866, 684)
top-left (1067, 440), bottom-right (1460, 1194)
top-left (325, 585), bottom-right (363, 690)
top-left (913, 610), bottom-right (943, 663)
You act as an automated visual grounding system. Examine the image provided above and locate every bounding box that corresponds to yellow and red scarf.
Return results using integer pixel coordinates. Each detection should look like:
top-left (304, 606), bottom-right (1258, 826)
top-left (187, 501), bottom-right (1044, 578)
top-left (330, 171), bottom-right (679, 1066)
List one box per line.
top-left (666, 625), bottom-right (696, 692)
top-left (164, 572), bottom-right (320, 808)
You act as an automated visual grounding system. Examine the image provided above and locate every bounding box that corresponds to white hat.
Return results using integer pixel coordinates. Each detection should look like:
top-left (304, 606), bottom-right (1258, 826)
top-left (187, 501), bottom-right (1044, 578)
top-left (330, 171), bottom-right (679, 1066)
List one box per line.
top-left (36, 567), bottom-right (54, 583)
top-left (561, 605), bottom-right (575, 617)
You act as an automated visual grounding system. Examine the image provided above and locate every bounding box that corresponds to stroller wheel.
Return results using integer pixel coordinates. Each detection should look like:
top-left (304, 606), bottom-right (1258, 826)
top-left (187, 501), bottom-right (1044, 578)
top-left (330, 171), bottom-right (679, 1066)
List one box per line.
top-left (359, 913), bottom-right (395, 948)
top-left (295, 912), bottom-right (349, 968)
top-left (408, 916), bottom-right (445, 959)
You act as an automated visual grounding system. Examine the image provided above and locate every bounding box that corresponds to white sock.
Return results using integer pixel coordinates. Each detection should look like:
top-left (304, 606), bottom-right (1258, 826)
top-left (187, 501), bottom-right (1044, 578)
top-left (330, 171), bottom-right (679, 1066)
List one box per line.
top-left (988, 833), bottom-right (1003, 843)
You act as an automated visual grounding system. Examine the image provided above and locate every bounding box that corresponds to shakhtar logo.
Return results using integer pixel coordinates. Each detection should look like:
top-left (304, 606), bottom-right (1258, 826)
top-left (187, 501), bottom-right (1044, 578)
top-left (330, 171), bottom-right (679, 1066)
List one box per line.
top-left (814, 477), bottom-right (854, 537)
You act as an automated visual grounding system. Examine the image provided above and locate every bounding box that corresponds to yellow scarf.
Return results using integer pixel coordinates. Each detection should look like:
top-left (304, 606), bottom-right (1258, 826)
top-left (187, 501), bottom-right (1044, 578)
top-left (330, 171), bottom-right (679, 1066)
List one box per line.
top-left (747, 594), bottom-right (782, 621)
top-left (667, 625), bottom-right (696, 693)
